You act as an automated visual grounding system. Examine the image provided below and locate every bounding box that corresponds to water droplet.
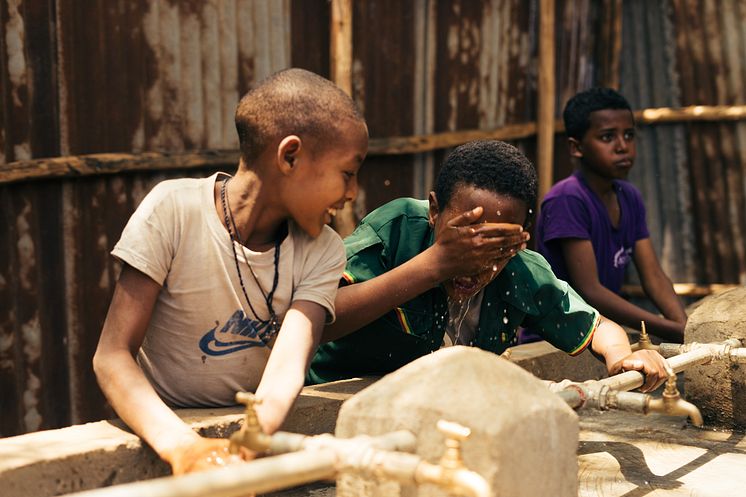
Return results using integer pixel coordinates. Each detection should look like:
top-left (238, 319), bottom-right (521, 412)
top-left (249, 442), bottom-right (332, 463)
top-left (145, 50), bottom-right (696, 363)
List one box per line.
top-left (496, 210), bottom-right (502, 216)
top-left (492, 264), bottom-right (498, 272)
top-left (528, 208), bottom-right (534, 215)
top-left (502, 316), bottom-right (509, 324)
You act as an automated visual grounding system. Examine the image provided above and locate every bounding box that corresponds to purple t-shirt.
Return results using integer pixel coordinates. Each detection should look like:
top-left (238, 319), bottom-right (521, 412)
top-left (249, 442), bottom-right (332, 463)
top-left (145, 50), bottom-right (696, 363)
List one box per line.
top-left (536, 171), bottom-right (650, 294)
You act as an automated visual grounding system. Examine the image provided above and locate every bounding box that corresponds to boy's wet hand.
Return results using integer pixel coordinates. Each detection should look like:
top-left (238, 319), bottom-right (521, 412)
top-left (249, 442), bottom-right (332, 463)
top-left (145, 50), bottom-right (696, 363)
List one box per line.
top-left (167, 437), bottom-right (255, 476)
top-left (434, 208), bottom-right (529, 280)
top-left (609, 350), bottom-right (668, 393)
top-left (472, 222), bottom-right (530, 256)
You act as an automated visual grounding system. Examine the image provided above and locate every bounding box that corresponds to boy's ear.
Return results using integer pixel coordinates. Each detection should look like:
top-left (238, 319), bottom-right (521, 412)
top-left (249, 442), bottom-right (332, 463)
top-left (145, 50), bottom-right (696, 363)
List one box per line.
top-left (568, 137), bottom-right (583, 159)
top-left (277, 135), bottom-right (302, 174)
top-left (427, 191), bottom-right (439, 227)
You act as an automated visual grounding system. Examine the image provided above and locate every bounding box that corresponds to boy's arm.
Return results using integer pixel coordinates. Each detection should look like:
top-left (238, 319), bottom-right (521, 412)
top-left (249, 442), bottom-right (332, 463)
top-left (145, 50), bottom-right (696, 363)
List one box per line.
top-left (633, 238), bottom-right (687, 324)
top-left (560, 238), bottom-right (684, 342)
top-left (590, 316), bottom-right (668, 392)
top-left (323, 207), bottom-right (528, 342)
top-left (254, 300), bottom-right (326, 433)
top-left (93, 265), bottom-right (246, 474)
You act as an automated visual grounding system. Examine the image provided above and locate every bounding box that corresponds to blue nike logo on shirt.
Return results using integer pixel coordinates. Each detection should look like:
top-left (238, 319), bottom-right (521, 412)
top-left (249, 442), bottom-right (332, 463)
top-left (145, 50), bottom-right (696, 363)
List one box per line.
top-left (199, 309), bottom-right (273, 356)
top-left (199, 328), bottom-right (263, 355)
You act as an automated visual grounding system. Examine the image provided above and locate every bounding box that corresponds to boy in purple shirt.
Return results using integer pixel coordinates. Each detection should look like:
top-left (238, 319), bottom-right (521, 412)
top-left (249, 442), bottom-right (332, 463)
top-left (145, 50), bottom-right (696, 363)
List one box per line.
top-left (535, 88), bottom-right (686, 342)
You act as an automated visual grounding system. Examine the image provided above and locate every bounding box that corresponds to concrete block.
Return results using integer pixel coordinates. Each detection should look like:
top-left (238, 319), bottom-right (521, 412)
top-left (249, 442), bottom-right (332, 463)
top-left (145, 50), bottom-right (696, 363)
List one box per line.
top-left (335, 346), bottom-right (579, 497)
top-left (684, 286), bottom-right (746, 429)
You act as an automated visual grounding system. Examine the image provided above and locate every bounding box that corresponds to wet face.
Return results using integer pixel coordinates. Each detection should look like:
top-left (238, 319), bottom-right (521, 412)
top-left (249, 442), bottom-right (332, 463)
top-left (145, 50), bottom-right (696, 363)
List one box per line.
top-left (431, 184), bottom-right (528, 301)
top-left (571, 108), bottom-right (636, 181)
top-left (282, 119), bottom-right (368, 237)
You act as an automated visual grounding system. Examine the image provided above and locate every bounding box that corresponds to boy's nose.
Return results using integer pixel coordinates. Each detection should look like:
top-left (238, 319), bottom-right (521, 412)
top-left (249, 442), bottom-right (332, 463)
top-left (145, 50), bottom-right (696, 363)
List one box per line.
top-left (345, 176), bottom-right (359, 202)
top-left (615, 135), bottom-right (628, 152)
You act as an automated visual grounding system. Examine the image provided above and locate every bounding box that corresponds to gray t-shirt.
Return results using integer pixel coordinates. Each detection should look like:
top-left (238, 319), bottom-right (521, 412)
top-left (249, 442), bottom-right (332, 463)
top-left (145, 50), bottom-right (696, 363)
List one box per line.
top-left (112, 173), bottom-right (345, 407)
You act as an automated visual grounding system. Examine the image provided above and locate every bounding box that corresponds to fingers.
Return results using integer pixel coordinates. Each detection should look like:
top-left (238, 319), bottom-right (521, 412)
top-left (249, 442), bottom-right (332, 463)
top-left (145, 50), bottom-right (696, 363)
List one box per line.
top-left (620, 351), bottom-right (668, 393)
top-left (171, 438), bottom-right (251, 475)
top-left (447, 206), bottom-right (484, 228)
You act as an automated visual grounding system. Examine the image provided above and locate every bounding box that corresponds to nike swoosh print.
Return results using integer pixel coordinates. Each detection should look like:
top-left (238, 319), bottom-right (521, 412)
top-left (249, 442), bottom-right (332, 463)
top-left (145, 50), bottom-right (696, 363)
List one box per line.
top-left (199, 328), bottom-right (265, 356)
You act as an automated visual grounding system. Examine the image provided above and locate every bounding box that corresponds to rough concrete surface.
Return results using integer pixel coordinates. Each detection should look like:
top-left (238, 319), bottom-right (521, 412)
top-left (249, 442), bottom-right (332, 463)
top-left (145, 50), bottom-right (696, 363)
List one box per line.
top-left (683, 286), bottom-right (746, 429)
top-left (0, 378), bottom-right (371, 497)
top-left (335, 346), bottom-right (579, 497)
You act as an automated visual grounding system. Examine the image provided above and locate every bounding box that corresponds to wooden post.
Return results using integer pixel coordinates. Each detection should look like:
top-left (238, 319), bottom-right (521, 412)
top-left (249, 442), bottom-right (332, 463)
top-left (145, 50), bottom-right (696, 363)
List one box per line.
top-left (330, 0), bottom-right (357, 237)
top-left (537, 0), bottom-right (556, 208)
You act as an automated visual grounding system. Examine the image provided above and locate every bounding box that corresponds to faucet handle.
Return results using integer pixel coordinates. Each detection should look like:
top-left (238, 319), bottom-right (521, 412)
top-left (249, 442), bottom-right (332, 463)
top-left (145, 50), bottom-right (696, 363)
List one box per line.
top-left (436, 420), bottom-right (471, 470)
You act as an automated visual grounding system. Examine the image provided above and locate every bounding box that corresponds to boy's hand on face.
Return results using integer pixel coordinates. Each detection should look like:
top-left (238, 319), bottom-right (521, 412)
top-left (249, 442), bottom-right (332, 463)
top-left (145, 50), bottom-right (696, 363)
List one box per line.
top-left (166, 436), bottom-right (255, 476)
top-left (433, 206), bottom-right (529, 280)
top-left (608, 350), bottom-right (668, 393)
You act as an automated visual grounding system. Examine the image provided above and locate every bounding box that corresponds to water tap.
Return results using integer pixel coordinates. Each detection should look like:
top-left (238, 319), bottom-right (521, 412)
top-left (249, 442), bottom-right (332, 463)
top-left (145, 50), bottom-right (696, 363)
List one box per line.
top-left (646, 366), bottom-right (703, 427)
top-left (634, 321), bottom-right (659, 352)
top-left (411, 420), bottom-right (490, 497)
top-left (229, 391), bottom-right (272, 454)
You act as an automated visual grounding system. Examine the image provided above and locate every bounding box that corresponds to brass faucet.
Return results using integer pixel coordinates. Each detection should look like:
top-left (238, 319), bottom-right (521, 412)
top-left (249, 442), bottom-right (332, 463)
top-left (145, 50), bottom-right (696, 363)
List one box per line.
top-left (413, 420), bottom-right (491, 497)
top-left (634, 321), bottom-right (659, 352)
top-left (229, 391), bottom-right (272, 454)
top-left (646, 365), bottom-right (703, 427)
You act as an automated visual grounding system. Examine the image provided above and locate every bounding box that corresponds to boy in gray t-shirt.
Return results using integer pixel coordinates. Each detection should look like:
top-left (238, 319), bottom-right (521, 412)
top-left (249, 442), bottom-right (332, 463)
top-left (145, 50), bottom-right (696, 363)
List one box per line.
top-left (94, 69), bottom-right (368, 475)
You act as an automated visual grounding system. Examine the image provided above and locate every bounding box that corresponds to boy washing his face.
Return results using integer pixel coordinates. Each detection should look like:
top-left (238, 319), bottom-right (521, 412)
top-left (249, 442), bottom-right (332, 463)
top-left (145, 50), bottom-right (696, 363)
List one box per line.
top-left (308, 140), bottom-right (668, 391)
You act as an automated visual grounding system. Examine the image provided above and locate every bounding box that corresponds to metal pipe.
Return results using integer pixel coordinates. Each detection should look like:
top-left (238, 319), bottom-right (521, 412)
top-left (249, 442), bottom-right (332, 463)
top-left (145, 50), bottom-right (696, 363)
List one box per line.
top-left (554, 379), bottom-right (703, 427)
top-left (657, 339), bottom-right (743, 359)
top-left (61, 449), bottom-right (339, 497)
top-left (594, 338), bottom-right (744, 392)
top-left (268, 429), bottom-right (417, 455)
top-left (60, 428), bottom-right (483, 497)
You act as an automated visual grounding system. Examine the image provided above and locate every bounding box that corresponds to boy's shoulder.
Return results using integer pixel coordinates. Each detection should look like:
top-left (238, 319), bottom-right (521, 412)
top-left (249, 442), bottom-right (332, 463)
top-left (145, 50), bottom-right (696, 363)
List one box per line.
top-left (359, 197), bottom-right (429, 230)
top-left (506, 249), bottom-right (555, 282)
top-left (544, 172), bottom-right (588, 202)
top-left (490, 249), bottom-right (564, 313)
top-left (135, 175), bottom-right (210, 217)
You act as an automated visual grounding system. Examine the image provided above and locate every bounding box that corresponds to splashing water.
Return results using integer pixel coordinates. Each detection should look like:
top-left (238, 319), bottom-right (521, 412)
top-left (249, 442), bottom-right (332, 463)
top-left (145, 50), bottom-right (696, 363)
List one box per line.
top-left (447, 295), bottom-right (474, 346)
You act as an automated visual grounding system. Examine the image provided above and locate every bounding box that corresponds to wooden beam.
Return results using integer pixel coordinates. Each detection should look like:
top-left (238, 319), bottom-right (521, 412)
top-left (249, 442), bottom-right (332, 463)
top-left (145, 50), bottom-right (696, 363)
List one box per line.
top-left (635, 105), bottom-right (746, 124)
top-left (0, 151), bottom-right (239, 185)
top-left (537, 0), bottom-right (556, 206)
top-left (4, 104), bottom-right (746, 185)
top-left (330, 0), bottom-right (356, 237)
top-left (368, 122), bottom-right (539, 155)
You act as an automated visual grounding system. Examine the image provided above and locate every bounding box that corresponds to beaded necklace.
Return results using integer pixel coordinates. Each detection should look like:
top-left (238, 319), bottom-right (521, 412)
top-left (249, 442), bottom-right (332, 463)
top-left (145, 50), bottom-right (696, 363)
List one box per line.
top-left (220, 177), bottom-right (281, 341)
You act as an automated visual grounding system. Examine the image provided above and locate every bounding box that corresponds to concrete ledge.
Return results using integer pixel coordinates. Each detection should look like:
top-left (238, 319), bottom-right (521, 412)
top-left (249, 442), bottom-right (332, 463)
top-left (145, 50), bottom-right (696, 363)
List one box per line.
top-left (0, 378), bottom-right (374, 497)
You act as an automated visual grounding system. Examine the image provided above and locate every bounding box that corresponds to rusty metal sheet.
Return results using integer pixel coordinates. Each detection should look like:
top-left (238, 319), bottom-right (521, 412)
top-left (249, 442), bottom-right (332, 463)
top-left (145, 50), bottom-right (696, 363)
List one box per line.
top-left (351, 0), bottom-right (417, 210)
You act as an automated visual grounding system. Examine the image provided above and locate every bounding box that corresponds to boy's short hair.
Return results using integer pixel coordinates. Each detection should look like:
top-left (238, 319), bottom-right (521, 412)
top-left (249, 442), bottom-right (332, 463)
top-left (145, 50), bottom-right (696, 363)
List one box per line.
top-left (235, 68), bottom-right (364, 163)
top-left (434, 140), bottom-right (537, 216)
top-left (563, 87), bottom-right (633, 140)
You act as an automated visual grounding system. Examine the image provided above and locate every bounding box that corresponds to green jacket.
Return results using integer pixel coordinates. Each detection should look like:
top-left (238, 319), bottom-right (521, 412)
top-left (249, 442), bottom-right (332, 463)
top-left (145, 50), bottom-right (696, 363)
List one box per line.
top-left (307, 198), bottom-right (598, 384)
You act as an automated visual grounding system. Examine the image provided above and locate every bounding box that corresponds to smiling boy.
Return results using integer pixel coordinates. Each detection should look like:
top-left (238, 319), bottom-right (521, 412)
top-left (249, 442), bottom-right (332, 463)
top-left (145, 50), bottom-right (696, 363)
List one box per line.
top-left (308, 140), bottom-right (668, 391)
top-left (535, 88), bottom-right (686, 342)
top-left (93, 68), bottom-right (368, 474)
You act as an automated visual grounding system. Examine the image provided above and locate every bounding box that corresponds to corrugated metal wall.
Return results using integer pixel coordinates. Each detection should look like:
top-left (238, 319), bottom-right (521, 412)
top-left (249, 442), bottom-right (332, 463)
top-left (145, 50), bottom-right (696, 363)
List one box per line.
top-left (2, 0), bottom-right (745, 436)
